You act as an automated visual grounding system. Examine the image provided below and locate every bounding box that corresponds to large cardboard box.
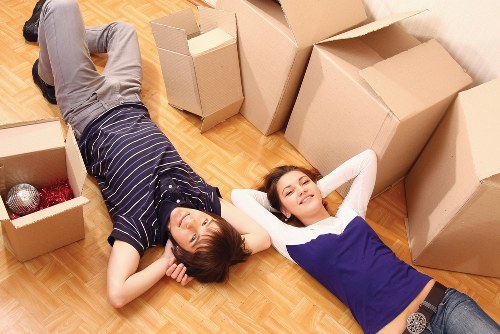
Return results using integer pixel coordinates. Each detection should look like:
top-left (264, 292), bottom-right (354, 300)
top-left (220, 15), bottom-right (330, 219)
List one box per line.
top-left (285, 11), bottom-right (473, 196)
top-left (217, 0), bottom-right (367, 135)
top-left (0, 119), bottom-right (88, 262)
top-left (151, 6), bottom-right (243, 132)
top-left (405, 78), bottom-right (500, 278)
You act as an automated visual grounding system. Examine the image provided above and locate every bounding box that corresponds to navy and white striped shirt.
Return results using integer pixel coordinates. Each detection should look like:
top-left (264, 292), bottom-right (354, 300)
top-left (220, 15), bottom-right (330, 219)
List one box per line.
top-left (78, 104), bottom-right (221, 256)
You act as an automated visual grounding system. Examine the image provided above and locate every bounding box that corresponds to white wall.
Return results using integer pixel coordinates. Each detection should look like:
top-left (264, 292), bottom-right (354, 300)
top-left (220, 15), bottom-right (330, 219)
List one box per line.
top-left (362, 0), bottom-right (500, 84)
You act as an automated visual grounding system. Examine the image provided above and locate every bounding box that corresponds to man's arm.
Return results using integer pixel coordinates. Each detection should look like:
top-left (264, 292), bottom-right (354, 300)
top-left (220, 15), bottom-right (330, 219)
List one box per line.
top-left (106, 240), bottom-right (189, 308)
top-left (220, 198), bottom-right (271, 254)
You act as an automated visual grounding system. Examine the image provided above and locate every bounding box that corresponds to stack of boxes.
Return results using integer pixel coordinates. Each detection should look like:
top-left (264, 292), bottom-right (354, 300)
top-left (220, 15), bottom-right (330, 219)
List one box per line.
top-left (284, 10), bottom-right (473, 196)
top-left (217, 0), bottom-right (368, 135)
top-left (149, 1), bottom-right (496, 277)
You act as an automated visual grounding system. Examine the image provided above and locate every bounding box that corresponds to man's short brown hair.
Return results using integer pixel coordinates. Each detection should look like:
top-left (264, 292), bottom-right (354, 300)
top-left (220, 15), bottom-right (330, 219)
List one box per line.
top-left (170, 212), bottom-right (251, 283)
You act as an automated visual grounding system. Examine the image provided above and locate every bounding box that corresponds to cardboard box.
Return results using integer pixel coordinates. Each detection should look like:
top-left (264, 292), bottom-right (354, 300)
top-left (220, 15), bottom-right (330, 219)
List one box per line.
top-left (0, 119), bottom-right (88, 262)
top-left (284, 10), bottom-right (473, 196)
top-left (405, 78), bottom-right (500, 278)
top-left (151, 7), bottom-right (244, 132)
top-left (217, 0), bottom-right (367, 135)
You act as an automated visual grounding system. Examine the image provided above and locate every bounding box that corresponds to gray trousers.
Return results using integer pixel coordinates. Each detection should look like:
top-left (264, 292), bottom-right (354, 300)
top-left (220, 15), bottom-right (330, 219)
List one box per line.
top-left (38, 0), bottom-right (143, 138)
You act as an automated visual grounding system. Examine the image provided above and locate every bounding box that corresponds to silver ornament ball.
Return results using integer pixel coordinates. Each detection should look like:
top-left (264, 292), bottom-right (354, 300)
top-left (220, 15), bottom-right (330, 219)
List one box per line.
top-left (6, 183), bottom-right (40, 216)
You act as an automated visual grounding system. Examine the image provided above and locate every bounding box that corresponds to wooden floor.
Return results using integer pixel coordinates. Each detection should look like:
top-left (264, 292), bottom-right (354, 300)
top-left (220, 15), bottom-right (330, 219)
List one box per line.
top-left (0, 0), bottom-right (498, 333)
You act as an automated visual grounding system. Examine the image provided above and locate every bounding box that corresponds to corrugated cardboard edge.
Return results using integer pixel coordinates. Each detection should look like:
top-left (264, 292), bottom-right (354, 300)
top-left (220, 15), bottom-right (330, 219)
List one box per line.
top-left (0, 164), bottom-right (5, 194)
top-left (320, 10), bottom-right (426, 43)
top-left (0, 189), bottom-right (9, 220)
top-left (198, 6), bottom-right (237, 38)
top-left (0, 117), bottom-right (60, 131)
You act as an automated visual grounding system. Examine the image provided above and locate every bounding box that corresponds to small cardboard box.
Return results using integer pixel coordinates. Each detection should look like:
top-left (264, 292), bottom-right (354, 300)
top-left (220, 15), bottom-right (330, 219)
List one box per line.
top-left (0, 119), bottom-right (88, 262)
top-left (405, 78), bottom-right (500, 278)
top-left (217, 0), bottom-right (367, 135)
top-left (285, 10), bottom-right (473, 196)
top-left (151, 6), bottom-right (244, 132)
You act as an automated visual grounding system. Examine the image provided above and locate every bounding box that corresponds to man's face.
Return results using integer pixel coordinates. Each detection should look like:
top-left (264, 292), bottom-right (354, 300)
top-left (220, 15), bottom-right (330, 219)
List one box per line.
top-left (168, 207), bottom-right (218, 252)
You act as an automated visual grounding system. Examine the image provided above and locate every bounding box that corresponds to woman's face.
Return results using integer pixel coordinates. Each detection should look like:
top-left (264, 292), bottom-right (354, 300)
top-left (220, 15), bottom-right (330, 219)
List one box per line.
top-left (276, 170), bottom-right (324, 222)
top-left (168, 207), bottom-right (218, 252)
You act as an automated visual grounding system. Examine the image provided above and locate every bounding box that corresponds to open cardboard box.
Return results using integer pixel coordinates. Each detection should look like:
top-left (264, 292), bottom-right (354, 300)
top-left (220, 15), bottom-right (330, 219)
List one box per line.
top-left (0, 119), bottom-right (88, 262)
top-left (151, 6), bottom-right (244, 132)
top-left (405, 78), bottom-right (500, 278)
top-left (217, 0), bottom-right (367, 135)
top-left (284, 10), bottom-right (473, 196)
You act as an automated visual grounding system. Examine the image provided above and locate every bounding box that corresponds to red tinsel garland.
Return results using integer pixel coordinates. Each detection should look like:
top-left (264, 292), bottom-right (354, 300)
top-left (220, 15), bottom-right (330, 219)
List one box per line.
top-left (9, 180), bottom-right (73, 220)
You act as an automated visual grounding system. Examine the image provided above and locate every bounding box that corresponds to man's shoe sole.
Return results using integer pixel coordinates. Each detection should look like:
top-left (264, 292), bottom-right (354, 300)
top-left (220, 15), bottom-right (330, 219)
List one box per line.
top-left (32, 59), bottom-right (57, 105)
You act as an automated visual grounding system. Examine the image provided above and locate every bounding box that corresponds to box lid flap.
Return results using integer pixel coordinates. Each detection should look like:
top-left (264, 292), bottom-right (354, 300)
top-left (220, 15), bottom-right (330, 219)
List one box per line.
top-left (150, 8), bottom-right (198, 55)
top-left (359, 39), bottom-right (473, 119)
top-left (280, 0), bottom-right (367, 47)
top-left (320, 10), bottom-right (426, 43)
top-left (0, 118), bottom-right (63, 158)
top-left (461, 78), bottom-right (500, 181)
top-left (198, 6), bottom-right (237, 38)
top-left (65, 126), bottom-right (87, 195)
top-left (200, 98), bottom-right (243, 132)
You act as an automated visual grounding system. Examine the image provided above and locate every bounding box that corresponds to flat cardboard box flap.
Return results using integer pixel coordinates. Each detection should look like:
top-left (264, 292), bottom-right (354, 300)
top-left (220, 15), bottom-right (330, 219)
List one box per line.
top-left (280, 0), bottom-right (367, 47)
top-left (359, 39), bottom-right (473, 120)
top-left (0, 118), bottom-right (63, 157)
top-left (66, 126), bottom-right (87, 196)
top-left (151, 7), bottom-right (236, 56)
top-left (322, 10), bottom-right (425, 43)
top-left (461, 79), bottom-right (500, 182)
top-left (188, 28), bottom-right (235, 56)
top-left (150, 8), bottom-right (198, 54)
top-left (405, 78), bottom-right (500, 277)
top-left (198, 6), bottom-right (237, 38)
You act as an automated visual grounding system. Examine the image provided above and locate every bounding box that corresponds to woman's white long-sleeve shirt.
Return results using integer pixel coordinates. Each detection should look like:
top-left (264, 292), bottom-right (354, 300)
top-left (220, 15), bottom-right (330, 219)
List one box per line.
top-left (231, 149), bottom-right (377, 262)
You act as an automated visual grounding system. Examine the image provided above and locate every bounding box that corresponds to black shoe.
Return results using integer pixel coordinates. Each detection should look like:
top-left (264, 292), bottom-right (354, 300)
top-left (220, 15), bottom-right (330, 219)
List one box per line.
top-left (32, 59), bottom-right (57, 104)
top-left (23, 0), bottom-right (46, 42)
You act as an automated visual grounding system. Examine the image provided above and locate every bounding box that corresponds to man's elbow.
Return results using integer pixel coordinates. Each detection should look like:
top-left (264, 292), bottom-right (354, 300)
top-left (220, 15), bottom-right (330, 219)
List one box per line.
top-left (255, 231), bottom-right (272, 253)
top-left (107, 287), bottom-right (129, 309)
top-left (263, 233), bottom-right (272, 249)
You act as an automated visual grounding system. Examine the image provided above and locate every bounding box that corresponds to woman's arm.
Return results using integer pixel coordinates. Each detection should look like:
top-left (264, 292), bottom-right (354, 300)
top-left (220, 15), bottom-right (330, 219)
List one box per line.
top-left (106, 240), bottom-right (190, 308)
top-left (220, 199), bottom-right (271, 254)
top-left (317, 149), bottom-right (377, 218)
top-left (230, 189), bottom-right (296, 260)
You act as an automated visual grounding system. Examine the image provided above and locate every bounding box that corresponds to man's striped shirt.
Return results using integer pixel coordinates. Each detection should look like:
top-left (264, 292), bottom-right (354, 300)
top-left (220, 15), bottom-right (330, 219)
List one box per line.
top-left (78, 104), bottom-right (221, 256)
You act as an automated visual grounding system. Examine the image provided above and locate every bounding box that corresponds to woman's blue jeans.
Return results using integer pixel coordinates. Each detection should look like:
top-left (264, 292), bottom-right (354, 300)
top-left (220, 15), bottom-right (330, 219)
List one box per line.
top-left (424, 288), bottom-right (499, 334)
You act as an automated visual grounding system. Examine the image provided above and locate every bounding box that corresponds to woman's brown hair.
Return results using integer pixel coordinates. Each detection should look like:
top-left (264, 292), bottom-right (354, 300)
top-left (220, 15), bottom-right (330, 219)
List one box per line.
top-left (170, 212), bottom-right (251, 283)
top-left (258, 165), bottom-right (325, 225)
